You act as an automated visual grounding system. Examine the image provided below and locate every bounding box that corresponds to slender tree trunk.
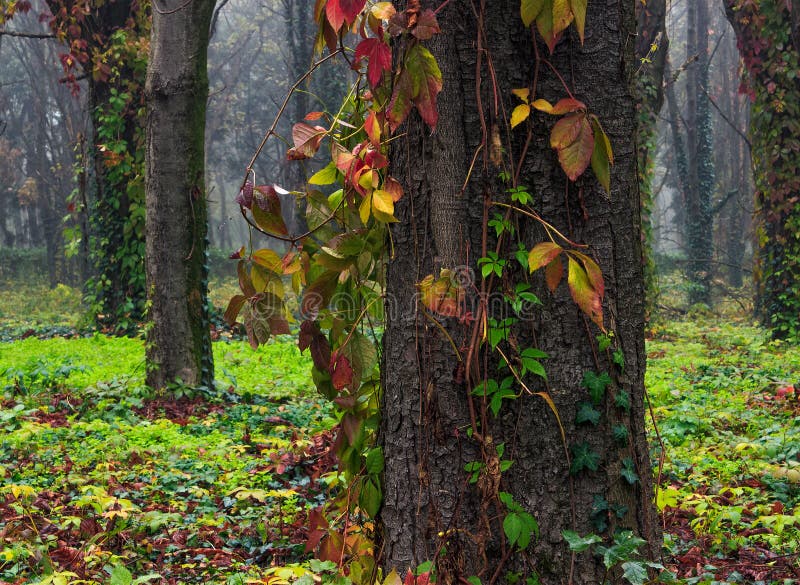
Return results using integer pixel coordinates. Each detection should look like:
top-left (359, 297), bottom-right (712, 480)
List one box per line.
top-left (636, 0), bottom-right (667, 313)
top-left (381, 2), bottom-right (659, 582)
top-left (144, 0), bottom-right (215, 389)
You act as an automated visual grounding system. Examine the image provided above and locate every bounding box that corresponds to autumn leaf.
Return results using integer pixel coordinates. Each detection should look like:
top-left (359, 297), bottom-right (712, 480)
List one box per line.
top-left (528, 242), bottom-right (563, 272)
top-left (251, 185), bottom-right (288, 235)
top-left (569, 0), bottom-right (587, 42)
top-left (590, 115), bottom-right (613, 193)
top-left (567, 256), bottom-right (604, 330)
top-left (286, 123), bottom-right (327, 160)
top-left (372, 189), bottom-right (398, 222)
top-left (550, 113), bottom-right (594, 181)
top-left (545, 255), bottom-right (563, 292)
top-left (330, 351), bottom-right (354, 390)
top-left (410, 9), bottom-right (440, 40)
top-left (236, 179), bottom-right (254, 209)
top-left (388, 44), bottom-right (442, 130)
top-left (354, 37), bottom-right (392, 88)
top-left (371, 2), bottom-right (396, 20)
top-left (326, 0), bottom-right (367, 32)
top-left (573, 251), bottom-right (604, 300)
top-left (533, 97), bottom-right (586, 115)
top-left (223, 294), bottom-right (246, 326)
top-left (552, 0), bottom-right (574, 38)
top-left (252, 248), bottom-right (283, 273)
top-left (511, 104), bottom-right (531, 129)
top-left (364, 110), bottom-right (382, 146)
top-left (521, 0), bottom-right (545, 27)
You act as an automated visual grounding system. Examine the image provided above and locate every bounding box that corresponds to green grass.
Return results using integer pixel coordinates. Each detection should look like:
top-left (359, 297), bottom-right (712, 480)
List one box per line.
top-left (646, 318), bottom-right (800, 582)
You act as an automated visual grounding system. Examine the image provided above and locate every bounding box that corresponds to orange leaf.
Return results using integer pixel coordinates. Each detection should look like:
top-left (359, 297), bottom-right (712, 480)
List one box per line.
top-left (567, 256), bottom-right (604, 330)
top-left (528, 242), bottom-right (563, 273)
top-left (545, 255), bottom-right (563, 292)
top-left (551, 113), bottom-right (594, 181)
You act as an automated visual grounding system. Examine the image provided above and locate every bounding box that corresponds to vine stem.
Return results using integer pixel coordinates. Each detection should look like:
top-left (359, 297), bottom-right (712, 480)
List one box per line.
top-left (490, 201), bottom-right (588, 249)
top-left (239, 199), bottom-right (343, 245)
top-left (241, 49), bottom-right (343, 187)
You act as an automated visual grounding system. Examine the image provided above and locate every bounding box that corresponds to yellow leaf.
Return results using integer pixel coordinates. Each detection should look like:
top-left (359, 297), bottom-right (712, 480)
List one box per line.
top-left (552, 0), bottom-right (574, 37)
top-left (532, 98), bottom-right (554, 113)
top-left (521, 0), bottom-right (545, 27)
top-left (371, 2), bottom-right (396, 19)
top-left (359, 194), bottom-right (372, 225)
top-left (510, 104), bottom-right (531, 129)
top-left (569, 0), bottom-right (587, 42)
top-left (512, 87), bottom-right (530, 103)
top-left (372, 189), bottom-right (398, 222)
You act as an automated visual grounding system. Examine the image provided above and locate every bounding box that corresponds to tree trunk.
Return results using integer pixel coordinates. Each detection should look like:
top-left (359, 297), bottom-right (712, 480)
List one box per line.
top-left (725, 0), bottom-right (800, 339)
top-left (144, 0), bottom-right (215, 389)
top-left (635, 0), bottom-right (668, 313)
top-left (381, 2), bottom-right (659, 583)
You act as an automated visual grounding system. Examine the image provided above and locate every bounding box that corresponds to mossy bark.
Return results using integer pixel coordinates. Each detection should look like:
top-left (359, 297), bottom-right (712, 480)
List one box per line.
top-left (144, 0), bottom-right (214, 389)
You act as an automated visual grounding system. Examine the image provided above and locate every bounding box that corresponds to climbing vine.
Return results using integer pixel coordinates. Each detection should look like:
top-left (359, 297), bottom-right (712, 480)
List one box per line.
top-left (726, 0), bottom-right (800, 339)
top-left (229, 1), bottom-right (658, 582)
top-left (2, 0), bottom-right (151, 329)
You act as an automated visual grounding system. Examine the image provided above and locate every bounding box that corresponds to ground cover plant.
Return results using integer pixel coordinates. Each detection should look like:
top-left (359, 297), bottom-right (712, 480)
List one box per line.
top-left (1, 281), bottom-right (799, 583)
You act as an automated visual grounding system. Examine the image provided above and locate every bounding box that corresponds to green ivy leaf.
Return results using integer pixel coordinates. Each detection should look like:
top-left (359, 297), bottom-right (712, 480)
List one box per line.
top-left (575, 402), bottom-right (600, 426)
top-left (620, 457), bottom-right (638, 484)
top-left (612, 424), bottom-right (629, 445)
top-left (621, 561), bottom-right (648, 585)
top-left (582, 370), bottom-right (611, 404)
top-left (615, 390), bottom-right (631, 412)
top-left (561, 530), bottom-right (602, 552)
top-left (359, 475), bottom-right (382, 518)
top-left (570, 441), bottom-right (600, 474)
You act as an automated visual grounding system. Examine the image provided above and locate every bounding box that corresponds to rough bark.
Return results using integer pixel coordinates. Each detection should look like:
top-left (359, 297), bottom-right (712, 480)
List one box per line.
top-left (144, 0), bottom-right (215, 389)
top-left (381, 2), bottom-right (659, 583)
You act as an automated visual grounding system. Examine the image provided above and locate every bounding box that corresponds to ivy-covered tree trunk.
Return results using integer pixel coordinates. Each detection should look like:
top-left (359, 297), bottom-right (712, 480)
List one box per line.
top-left (635, 0), bottom-right (667, 313)
top-left (144, 0), bottom-right (215, 389)
top-left (684, 0), bottom-right (715, 306)
top-left (43, 0), bottom-right (149, 326)
top-left (725, 0), bottom-right (800, 339)
top-left (381, 1), bottom-right (659, 583)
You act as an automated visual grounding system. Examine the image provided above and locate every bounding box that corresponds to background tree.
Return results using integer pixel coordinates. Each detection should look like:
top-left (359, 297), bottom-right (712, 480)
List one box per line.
top-left (636, 0), bottom-right (667, 312)
top-left (724, 0), bottom-right (800, 339)
top-left (144, 0), bottom-right (215, 388)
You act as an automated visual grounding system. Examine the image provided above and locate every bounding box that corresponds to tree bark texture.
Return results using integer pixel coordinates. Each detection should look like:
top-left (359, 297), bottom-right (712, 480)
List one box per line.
top-left (144, 0), bottom-right (215, 389)
top-left (381, 2), bottom-right (659, 583)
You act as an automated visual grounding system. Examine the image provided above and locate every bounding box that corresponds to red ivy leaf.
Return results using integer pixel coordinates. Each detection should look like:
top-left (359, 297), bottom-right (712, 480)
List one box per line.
top-left (550, 112), bottom-right (594, 181)
top-left (388, 44), bottom-right (442, 130)
top-left (411, 9), bottom-right (440, 39)
top-left (331, 351), bottom-right (354, 390)
top-left (354, 37), bottom-right (392, 88)
top-left (287, 123), bottom-right (327, 160)
top-left (326, 0), bottom-right (367, 31)
top-left (545, 255), bottom-right (563, 292)
top-left (223, 295), bottom-right (246, 326)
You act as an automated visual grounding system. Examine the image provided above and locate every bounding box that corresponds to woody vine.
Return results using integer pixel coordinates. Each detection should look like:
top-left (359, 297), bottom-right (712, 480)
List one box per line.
top-left (228, 1), bottom-right (658, 583)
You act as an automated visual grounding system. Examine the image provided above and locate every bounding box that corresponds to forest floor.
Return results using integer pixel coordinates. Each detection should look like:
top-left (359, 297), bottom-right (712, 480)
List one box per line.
top-left (0, 279), bottom-right (798, 584)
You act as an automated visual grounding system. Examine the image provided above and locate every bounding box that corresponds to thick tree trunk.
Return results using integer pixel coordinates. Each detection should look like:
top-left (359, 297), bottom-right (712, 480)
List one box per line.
top-left (144, 0), bottom-right (215, 389)
top-left (381, 2), bottom-right (659, 583)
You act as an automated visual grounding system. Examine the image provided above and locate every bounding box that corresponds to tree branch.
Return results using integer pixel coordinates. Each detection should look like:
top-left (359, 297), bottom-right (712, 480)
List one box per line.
top-left (0, 30), bottom-right (56, 39)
